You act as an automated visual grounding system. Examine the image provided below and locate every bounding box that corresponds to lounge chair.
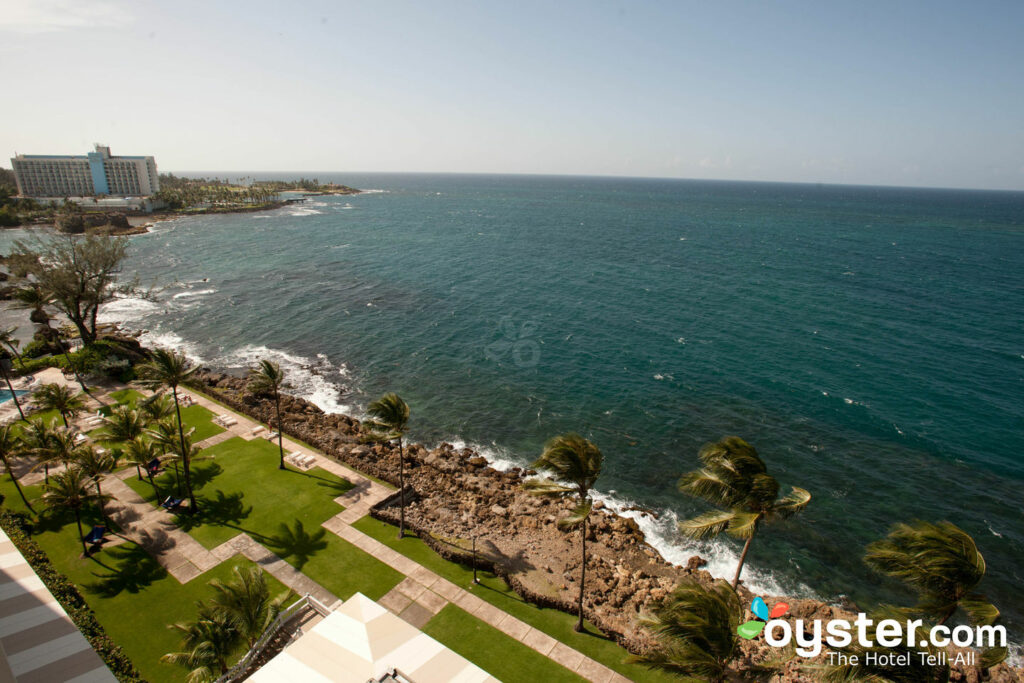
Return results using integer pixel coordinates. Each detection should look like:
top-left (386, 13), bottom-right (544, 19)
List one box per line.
top-left (250, 425), bottom-right (265, 435)
top-left (146, 458), bottom-right (162, 476)
top-left (84, 526), bottom-right (106, 545)
top-left (266, 431), bottom-right (279, 440)
top-left (161, 496), bottom-right (184, 511)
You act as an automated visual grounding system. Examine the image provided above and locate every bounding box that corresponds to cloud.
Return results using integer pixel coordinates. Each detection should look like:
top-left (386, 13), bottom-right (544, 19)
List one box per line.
top-left (0, 1), bottom-right (132, 33)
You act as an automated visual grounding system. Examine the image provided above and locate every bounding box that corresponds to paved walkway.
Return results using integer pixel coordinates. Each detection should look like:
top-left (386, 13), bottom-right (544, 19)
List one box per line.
top-left (18, 377), bottom-right (629, 683)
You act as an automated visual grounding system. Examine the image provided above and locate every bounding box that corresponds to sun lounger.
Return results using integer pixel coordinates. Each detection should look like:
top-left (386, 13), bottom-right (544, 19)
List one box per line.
top-left (250, 426), bottom-right (265, 435)
top-left (161, 496), bottom-right (184, 511)
top-left (84, 526), bottom-right (106, 545)
top-left (214, 415), bottom-right (237, 427)
top-left (266, 431), bottom-right (279, 440)
top-left (146, 458), bottom-right (162, 476)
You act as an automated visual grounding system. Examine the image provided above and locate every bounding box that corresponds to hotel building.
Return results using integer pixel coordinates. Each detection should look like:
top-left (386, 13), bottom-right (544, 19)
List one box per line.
top-left (10, 145), bottom-right (160, 197)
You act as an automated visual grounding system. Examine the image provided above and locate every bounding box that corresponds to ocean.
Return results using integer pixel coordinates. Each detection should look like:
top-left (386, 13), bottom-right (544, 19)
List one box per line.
top-left (5, 174), bottom-right (1023, 639)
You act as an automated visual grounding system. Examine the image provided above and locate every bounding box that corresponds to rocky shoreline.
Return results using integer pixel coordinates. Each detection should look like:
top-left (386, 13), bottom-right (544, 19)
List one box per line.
top-left (186, 369), bottom-right (1021, 681)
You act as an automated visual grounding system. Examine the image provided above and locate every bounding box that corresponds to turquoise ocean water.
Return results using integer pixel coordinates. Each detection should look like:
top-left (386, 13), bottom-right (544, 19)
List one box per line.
top-left (5, 174), bottom-right (1023, 638)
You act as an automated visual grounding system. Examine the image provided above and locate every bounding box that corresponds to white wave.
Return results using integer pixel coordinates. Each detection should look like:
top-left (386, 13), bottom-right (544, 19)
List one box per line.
top-left (97, 296), bottom-right (160, 324)
top-left (212, 344), bottom-right (354, 415)
top-left (436, 435), bottom-right (815, 600)
top-left (288, 208), bottom-right (322, 216)
top-left (172, 288), bottom-right (216, 300)
top-left (359, 189), bottom-right (387, 194)
top-left (137, 329), bottom-right (209, 365)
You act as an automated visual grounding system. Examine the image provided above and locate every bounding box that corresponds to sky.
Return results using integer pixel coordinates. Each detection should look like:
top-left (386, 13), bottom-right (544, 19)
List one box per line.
top-left (2, 1), bottom-right (1023, 190)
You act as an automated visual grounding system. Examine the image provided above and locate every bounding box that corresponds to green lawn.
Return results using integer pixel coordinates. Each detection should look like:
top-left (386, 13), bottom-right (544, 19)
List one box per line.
top-left (124, 436), bottom-right (353, 548)
top-left (108, 388), bottom-right (145, 406)
top-left (0, 477), bottom-right (293, 683)
top-left (178, 404), bottom-right (224, 442)
top-left (423, 605), bottom-right (585, 683)
top-left (352, 516), bottom-right (677, 682)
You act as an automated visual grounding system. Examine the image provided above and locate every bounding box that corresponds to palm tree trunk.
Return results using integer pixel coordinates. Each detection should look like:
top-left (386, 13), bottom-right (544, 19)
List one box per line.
top-left (0, 365), bottom-right (25, 421)
top-left (2, 458), bottom-right (35, 514)
top-left (6, 343), bottom-right (23, 365)
top-left (172, 386), bottom-right (197, 513)
top-left (148, 471), bottom-right (161, 501)
top-left (398, 437), bottom-right (405, 539)
top-left (732, 535), bottom-right (756, 589)
top-left (61, 413), bottom-right (69, 429)
top-left (274, 390), bottom-right (284, 470)
top-left (44, 463), bottom-right (49, 485)
top-left (75, 509), bottom-right (88, 556)
top-left (136, 464), bottom-right (143, 480)
top-left (172, 461), bottom-right (182, 496)
top-left (576, 515), bottom-right (587, 633)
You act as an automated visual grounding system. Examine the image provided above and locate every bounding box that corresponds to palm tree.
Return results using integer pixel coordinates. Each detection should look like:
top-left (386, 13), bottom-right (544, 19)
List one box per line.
top-left (678, 436), bottom-right (811, 588)
top-left (0, 425), bottom-right (35, 513)
top-left (42, 467), bottom-right (107, 556)
top-left (32, 428), bottom-right (81, 484)
top-left (148, 417), bottom-right (201, 500)
top-left (139, 393), bottom-right (176, 423)
top-left (19, 417), bottom-right (58, 483)
top-left (137, 349), bottom-right (199, 511)
top-left (75, 445), bottom-right (117, 499)
top-left (208, 565), bottom-right (286, 648)
top-left (0, 354), bottom-right (25, 420)
top-left (32, 383), bottom-right (85, 428)
top-left (100, 405), bottom-right (147, 443)
top-left (162, 603), bottom-right (240, 682)
top-left (0, 326), bottom-right (23, 364)
top-left (633, 579), bottom-right (743, 682)
top-left (362, 393), bottom-right (410, 538)
top-left (865, 521), bottom-right (1003, 641)
top-left (11, 284), bottom-right (94, 399)
top-left (247, 360), bottom-right (288, 470)
top-left (523, 432), bottom-right (603, 632)
top-left (123, 437), bottom-right (163, 497)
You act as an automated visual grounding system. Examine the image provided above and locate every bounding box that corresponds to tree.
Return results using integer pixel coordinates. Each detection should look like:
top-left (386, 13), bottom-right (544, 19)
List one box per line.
top-left (678, 436), bottom-right (811, 588)
top-left (75, 445), bottom-right (117, 500)
top-left (137, 349), bottom-right (199, 511)
top-left (865, 520), bottom-right (1005, 667)
top-left (19, 417), bottom-right (58, 483)
top-left (148, 417), bottom-right (202, 500)
top-left (247, 360), bottom-right (288, 470)
top-left (32, 428), bottom-right (82, 485)
top-left (42, 467), bottom-right (107, 556)
top-left (162, 603), bottom-right (240, 682)
top-left (633, 579), bottom-right (743, 682)
top-left (100, 405), bottom-right (147, 443)
top-left (0, 354), bottom-right (24, 420)
top-left (10, 284), bottom-right (94, 398)
top-left (523, 432), bottom-right (603, 632)
top-left (0, 326), bottom-right (23, 364)
top-left (139, 393), bottom-right (176, 422)
top-left (32, 383), bottom-right (85, 428)
top-left (362, 393), bottom-right (410, 538)
top-left (208, 566), bottom-right (285, 648)
top-left (0, 425), bottom-right (35, 513)
top-left (122, 436), bottom-right (161, 492)
top-left (12, 233), bottom-right (137, 345)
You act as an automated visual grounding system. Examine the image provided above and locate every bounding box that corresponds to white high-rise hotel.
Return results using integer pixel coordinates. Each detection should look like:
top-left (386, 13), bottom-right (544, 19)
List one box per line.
top-left (11, 145), bottom-right (160, 197)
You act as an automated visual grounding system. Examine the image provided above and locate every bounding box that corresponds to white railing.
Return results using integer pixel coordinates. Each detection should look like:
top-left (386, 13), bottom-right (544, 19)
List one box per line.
top-left (216, 593), bottom-right (333, 682)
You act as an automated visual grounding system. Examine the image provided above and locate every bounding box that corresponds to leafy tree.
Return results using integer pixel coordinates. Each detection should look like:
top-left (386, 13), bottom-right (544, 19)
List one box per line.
top-left (137, 349), bottom-right (199, 511)
top-left (32, 383), bottom-right (85, 428)
top-left (523, 432), bottom-right (603, 632)
top-left (865, 520), bottom-right (1005, 666)
top-left (123, 437), bottom-right (163, 498)
top-left (42, 467), bottom-right (108, 556)
top-left (0, 425), bottom-right (35, 513)
top-left (75, 445), bottom-right (117, 500)
top-left (10, 284), bottom-right (93, 397)
top-left (162, 603), bottom-right (240, 682)
top-left (678, 436), bottom-right (811, 588)
top-left (208, 566), bottom-right (285, 648)
top-left (362, 393), bottom-right (411, 538)
top-left (32, 428), bottom-right (82, 485)
top-left (139, 393), bottom-right (176, 422)
top-left (12, 234), bottom-right (138, 345)
top-left (633, 579), bottom-right (743, 682)
top-left (148, 417), bottom-right (203, 500)
top-left (19, 417), bottom-right (58, 483)
top-left (247, 360), bottom-right (288, 470)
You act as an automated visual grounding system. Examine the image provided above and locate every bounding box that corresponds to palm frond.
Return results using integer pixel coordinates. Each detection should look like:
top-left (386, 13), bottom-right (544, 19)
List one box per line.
top-left (772, 486), bottom-right (811, 518)
top-left (679, 509), bottom-right (736, 540)
top-left (557, 499), bottom-right (593, 529)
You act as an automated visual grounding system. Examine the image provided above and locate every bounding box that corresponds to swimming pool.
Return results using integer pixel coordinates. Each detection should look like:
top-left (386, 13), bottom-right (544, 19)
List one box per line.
top-left (0, 389), bottom-right (28, 404)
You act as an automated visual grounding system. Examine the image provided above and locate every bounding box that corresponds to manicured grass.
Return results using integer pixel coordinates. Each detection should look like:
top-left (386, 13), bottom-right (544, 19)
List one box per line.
top-left (125, 436), bottom-right (353, 548)
top-left (287, 532), bottom-right (403, 601)
top-left (352, 515), bottom-right (677, 682)
top-left (0, 478), bottom-right (293, 683)
top-left (108, 388), bottom-right (145, 405)
top-left (178, 403), bottom-right (224, 442)
top-left (423, 604), bottom-right (585, 683)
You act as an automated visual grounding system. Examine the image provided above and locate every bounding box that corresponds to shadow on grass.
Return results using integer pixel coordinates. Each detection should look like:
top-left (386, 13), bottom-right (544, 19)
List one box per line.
top-left (188, 462), bottom-right (223, 490)
top-left (263, 520), bottom-right (327, 571)
top-left (286, 468), bottom-right (355, 496)
top-left (84, 544), bottom-right (166, 598)
top-left (174, 490), bottom-right (251, 531)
